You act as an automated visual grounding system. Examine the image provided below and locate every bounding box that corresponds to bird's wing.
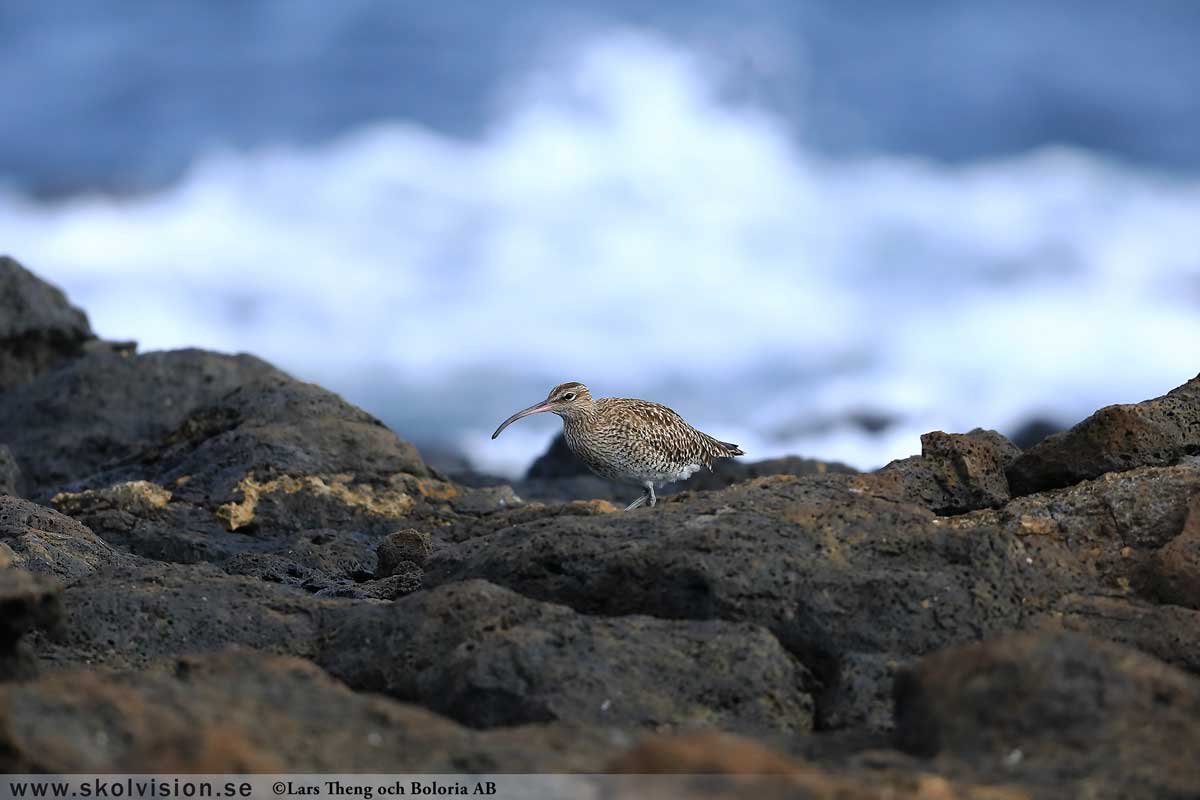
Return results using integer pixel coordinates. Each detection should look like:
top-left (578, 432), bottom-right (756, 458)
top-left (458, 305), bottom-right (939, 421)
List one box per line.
top-left (599, 399), bottom-right (685, 435)
top-left (597, 398), bottom-right (719, 466)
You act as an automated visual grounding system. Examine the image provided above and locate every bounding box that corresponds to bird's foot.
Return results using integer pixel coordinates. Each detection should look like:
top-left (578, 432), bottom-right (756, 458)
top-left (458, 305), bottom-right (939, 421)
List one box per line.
top-left (624, 491), bottom-right (650, 511)
top-left (625, 483), bottom-right (656, 511)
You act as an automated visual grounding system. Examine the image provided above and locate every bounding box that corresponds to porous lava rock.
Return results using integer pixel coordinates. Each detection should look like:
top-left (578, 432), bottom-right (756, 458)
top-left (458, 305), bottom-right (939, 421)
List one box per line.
top-left (0, 348), bottom-right (283, 496)
top-left (0, 495), bottom-right (118, 582)
top-left (1145, 493), bottom-right (1200, 609)
top-left (426, 475), bottom-right (1052, 730)
top-left (317, 579), bottom-right (815, 736)
top-left (869, 429), bottom-right (1022, 514)
top-left (1008, 373), bottom-right (1200, 494)
top-left (0, 568), bottom-right (61, 680)
top-left (0, 256), bottom-right (94, 391)
top-left (895, 631), bottom-right (1200, 798)
top-left (0, 648), bottom-right (625, 772)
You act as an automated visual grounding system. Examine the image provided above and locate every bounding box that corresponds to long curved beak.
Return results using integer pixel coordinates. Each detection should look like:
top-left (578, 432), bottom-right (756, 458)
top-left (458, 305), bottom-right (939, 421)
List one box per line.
top-left (491, 400), bottom-right (555, 439)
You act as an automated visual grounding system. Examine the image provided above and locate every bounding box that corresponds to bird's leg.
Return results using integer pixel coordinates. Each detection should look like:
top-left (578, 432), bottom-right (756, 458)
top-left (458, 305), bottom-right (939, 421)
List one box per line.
top-left (623, 483), bottom-right (658, 512)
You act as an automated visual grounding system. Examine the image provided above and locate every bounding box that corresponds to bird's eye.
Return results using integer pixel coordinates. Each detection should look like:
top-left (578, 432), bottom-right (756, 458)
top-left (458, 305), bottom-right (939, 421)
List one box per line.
top-left (561, 392), bottom-right (576, 402)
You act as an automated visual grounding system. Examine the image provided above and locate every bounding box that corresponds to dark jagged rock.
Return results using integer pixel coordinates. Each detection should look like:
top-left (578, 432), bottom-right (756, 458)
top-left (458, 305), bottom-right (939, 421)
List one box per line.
top-left (163, 376), bottom-right (429, 492)
top-left (0, 648), bottom-right (626, 772)
top-left (1146, 494), bottom-right (1200, 609)
top-left (371, 528), bottom-right (431, 595)
top-left (376, 528), bottom-right (433, 576)
top-left (220, 550), bottom-right (420, 600)
top-left (1030, 593), bottom-right (1200, 676)
top-left (1008, 373), bottom-right (1200, 495)
top-left (0, 256), bottom-right (94, 391)
top-left (221, 552), bottom-right (319, 587)
top-left (427, 475), bottom-right (1054, 731)
top-left (0, 348), bottom-right (284, 496)
top-left (438, 498), bottom-right (623, 544)
top-left (894, 632), bottom-right (1200, 798)
top-left (317, 579), bottom-right (815, 736)
top-left (275, 528), bottom-right (379, 581)
top-left (447, 483), bottom-right (523, 515)
top-left (869, 429), bottom-right (1021, 515)
top-left (0, 569), bottom-right (61, 680)
top-left (52, 481), bottom-right (242, 565)
top-left (330, 570), bottom-right (423, 600)
top-left (43, 372), bottom-right (484, 579)
top-left (947, 462), bottom-right (1200, 597)
top-left (813, 652), bottom-right (908, 732)
top-left (36, 559), bottom-right (328, 671)
top-left (52, 480), bottom-right (420, 578)
top-left (83, 375), bottom-right (431, 527)
top-left (0, 495), bottom-right (117, 583)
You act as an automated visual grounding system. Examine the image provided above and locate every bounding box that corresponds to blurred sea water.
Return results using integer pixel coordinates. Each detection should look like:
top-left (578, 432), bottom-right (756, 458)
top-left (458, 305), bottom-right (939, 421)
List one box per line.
top-left (1, 2), bottom-right (1198, 475)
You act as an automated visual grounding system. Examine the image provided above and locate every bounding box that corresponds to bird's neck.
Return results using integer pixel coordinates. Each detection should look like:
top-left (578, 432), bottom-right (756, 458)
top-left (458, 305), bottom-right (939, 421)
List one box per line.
top-left (558, 401), bottom-right (599, 428)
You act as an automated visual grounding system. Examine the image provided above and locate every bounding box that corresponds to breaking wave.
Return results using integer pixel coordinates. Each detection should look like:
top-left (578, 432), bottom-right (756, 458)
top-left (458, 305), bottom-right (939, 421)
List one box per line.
top-left (2, 31), bottom-right (1198, 476)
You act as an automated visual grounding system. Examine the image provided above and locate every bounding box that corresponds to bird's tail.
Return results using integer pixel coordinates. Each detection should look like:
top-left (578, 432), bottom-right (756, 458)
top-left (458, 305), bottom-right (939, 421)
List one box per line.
top-left (717, 439), bottom-right (745, 457)
top-left (700, 433), bottom-right (744, 462)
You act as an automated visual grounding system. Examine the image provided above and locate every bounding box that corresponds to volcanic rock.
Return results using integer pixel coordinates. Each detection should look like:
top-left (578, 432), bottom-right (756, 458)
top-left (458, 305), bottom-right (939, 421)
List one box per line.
top-left (0, 348), bottom-right (284, 496)
top-left (0, 648), bottom-right (625, 772)
top-left (0, 568), bottom-right (61, 680)
top-left (0, 494), bottom-right (117, 582)
top-left (427, 475), bottom-right (1052, 730)
top-left (0, 256), bottom-right (94, 391)
top-left (317, 579), bottom-right (815, 735)
top-left (895, 631), bottom-right (1200, 798)
top-left (376, 528), bottom-right (433, 575)
top-left (1145, 493), bottom-right (1200, 608)
top-left (1030, 593), bottom-right (1200, 675)
top-left (868, 429), bottom-right (1021, 515)
top-left (1008, 373), bottom-right (1200, 494)
top-left (37, 559), bottom-right (327, 671)
top-left (947, 461), bottom-right (1200, 596)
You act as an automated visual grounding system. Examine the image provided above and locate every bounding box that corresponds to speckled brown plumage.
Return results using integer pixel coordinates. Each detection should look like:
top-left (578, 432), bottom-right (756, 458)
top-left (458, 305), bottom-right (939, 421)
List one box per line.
top-left (492, 381), bottom-right (743, 510)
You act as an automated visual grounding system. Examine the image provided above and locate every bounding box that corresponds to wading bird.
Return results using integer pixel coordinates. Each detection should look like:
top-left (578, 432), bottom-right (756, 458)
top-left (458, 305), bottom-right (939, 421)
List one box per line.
top-left (492, 382), bottom-right (743, 511)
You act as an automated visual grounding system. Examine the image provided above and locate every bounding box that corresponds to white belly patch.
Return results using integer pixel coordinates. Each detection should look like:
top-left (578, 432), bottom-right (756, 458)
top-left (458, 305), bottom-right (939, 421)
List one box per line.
top-left (655, 463), bottom-right (701, 485)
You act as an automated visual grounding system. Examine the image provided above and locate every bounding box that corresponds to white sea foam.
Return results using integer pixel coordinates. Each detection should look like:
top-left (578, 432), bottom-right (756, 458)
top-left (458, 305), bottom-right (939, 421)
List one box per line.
top-left (2, 30), bottom-right (1198, 477)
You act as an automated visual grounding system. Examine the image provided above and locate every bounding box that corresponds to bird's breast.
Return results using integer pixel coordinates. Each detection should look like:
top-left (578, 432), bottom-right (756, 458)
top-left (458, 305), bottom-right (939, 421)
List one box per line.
top-left (562, 420), bottom-right (703, 486)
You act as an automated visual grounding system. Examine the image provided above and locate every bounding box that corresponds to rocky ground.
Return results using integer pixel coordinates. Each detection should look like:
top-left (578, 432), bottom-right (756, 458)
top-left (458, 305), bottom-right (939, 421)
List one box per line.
top-left (2, 256), bottom-right (1199, 798)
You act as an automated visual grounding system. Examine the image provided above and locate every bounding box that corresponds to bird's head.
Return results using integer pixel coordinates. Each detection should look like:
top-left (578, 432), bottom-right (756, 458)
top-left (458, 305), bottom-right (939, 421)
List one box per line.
top-left (491, 382), bottom-right (594, 439)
